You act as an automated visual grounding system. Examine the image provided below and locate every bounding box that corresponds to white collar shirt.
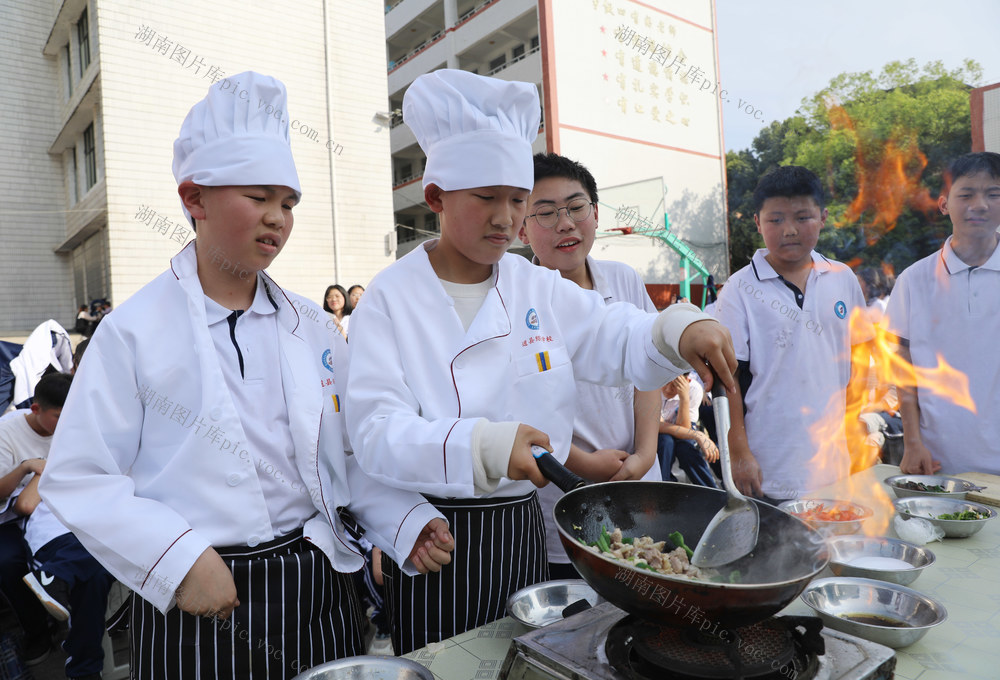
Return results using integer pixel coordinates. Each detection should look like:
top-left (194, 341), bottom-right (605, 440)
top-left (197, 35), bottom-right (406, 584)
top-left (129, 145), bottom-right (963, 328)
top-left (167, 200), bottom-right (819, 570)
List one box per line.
top-left (883, 236), bottom-right (1000, 473)
top-left (203, 280), bottom-right (316, 534)
top-left (715, 249), bottom-right (870, 498)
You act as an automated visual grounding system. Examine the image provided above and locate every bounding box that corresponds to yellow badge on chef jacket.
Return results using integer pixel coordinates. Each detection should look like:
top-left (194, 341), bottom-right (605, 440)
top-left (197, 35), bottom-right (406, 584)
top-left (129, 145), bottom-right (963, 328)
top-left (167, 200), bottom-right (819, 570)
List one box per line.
top-left (535, 351), bottom-right (551, 372)
top-left (332, 394), bottom-right (341, 412)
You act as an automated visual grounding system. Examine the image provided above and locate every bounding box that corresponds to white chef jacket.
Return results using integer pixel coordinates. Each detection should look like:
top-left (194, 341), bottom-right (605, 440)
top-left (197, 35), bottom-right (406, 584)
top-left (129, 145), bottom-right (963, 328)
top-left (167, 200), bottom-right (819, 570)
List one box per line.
top-left (345, 241), bottom-right (685, 504)
top-left (39, 242), bottom-right (442, 613)
top-left (536, 257), bottom-right (663, 564)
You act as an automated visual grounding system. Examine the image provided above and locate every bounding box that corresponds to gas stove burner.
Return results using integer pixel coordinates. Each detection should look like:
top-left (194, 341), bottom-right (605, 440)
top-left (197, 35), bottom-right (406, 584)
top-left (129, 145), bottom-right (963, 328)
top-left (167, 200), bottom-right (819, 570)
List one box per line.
top-left (500, 602), bottom-right (894, 680)
top-left (606, 615), bottom-right (825, 680)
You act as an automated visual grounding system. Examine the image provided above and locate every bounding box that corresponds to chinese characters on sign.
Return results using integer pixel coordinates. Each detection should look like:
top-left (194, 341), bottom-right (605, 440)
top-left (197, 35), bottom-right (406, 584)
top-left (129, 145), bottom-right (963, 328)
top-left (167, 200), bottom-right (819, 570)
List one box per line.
top-left (612, 22), bottom-right (765, 124)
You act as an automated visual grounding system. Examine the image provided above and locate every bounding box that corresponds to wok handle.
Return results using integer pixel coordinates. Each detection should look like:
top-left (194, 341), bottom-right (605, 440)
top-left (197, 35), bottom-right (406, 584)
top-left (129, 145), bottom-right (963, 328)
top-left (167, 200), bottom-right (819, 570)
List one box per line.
top-left (532, 446), bottom-right (587, 492)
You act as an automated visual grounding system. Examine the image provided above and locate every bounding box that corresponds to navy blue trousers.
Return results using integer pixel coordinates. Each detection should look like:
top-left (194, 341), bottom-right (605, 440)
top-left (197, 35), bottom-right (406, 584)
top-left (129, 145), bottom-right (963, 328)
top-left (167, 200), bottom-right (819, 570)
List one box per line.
top-left (0, 522), bottom-right (49, 642)
top-left (657, 434), bottom-right (718, 488)
top-left (33, 532), bottom-right (114, 677)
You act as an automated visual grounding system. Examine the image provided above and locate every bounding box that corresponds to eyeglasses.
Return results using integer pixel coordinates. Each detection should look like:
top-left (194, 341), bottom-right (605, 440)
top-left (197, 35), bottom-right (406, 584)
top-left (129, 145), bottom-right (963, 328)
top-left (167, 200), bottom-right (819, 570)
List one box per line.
top-left (526, 199), bottom-right (595, 229)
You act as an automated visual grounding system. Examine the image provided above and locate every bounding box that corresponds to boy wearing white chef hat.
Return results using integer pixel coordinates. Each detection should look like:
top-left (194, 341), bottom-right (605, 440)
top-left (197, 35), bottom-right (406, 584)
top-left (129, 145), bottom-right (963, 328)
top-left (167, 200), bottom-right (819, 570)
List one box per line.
top-left (345, 69), bottom-right (736, 654)
top-left (39, 72), bottom-right (453, 678)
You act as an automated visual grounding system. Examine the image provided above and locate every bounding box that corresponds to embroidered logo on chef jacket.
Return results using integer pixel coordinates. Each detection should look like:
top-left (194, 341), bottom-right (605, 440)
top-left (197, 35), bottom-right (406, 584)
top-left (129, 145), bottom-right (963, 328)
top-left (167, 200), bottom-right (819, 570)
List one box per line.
top-left (535, 351), bottom-right (552, 372)
top-left (331, 394), bottom-right (341, 412)
top-left (834, 301), bottom-right (847, 319)
top-left (321, 349), bottom-right (335, 372)
top-left (525, 308), bottom-right (540, 330)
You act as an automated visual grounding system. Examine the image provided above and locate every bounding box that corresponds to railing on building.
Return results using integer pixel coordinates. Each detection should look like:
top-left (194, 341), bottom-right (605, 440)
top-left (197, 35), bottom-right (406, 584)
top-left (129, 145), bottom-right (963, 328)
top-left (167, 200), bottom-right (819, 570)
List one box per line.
top-left (392, 172), bottom-right (424, 189)
top-left (485, 44), bottom-right (540, 76)
top-left (388, 0), bottom-right (501, 73)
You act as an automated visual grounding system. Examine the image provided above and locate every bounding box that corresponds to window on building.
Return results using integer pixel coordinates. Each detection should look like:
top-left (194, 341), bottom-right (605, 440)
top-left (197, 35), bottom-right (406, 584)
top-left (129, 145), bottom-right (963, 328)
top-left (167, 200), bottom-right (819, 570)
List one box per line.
top-left (64, 43), bottom-right (73, 95)
top-left (488, 54), bottom-right (506, 72)
top-left (70, 146), bottom-right (79, 203)
top-left (83, 123), bottom-right (97, 189)
top-left (512, 44), bottom-right (525, 59)
top-left (77, 8), bottom-right (90, 76)
top-left (424, 213), bottom-right (438, 232)
top-left (530, 35), bottom-right (539, 50)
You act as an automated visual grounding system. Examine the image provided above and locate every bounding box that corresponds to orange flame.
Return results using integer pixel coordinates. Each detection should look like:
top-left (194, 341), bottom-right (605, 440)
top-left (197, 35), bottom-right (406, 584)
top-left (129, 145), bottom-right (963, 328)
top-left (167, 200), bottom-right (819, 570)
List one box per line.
top-left (827, 105), bottom-right (938, 243)
top-left (804, 307), bottom-right (976, 536)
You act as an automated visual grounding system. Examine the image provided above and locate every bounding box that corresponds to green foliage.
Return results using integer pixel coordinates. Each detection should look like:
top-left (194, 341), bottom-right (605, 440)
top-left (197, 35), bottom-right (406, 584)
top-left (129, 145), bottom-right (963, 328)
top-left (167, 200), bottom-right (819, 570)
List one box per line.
top-left (726, 59), bottom-right (978, 274)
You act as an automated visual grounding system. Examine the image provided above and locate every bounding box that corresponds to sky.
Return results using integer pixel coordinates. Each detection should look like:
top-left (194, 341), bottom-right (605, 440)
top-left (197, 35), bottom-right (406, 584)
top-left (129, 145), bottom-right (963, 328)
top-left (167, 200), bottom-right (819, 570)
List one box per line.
top-left (715, 0), bottom-right (1000, 152)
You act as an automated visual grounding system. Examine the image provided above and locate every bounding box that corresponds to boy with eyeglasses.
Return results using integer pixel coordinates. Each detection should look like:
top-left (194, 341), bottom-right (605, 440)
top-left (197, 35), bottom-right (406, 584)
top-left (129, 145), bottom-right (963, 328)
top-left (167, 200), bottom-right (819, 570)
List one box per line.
top-left (519, 152), bottom-right (663, 579)
top-left (345, 70), bottom-right (736, 653)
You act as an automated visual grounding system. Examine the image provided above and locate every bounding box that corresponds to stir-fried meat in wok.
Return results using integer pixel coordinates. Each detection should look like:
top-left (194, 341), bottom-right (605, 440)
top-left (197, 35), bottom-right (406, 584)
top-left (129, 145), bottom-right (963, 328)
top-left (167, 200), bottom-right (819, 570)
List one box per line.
top-left (587, 527), bottom-right (716, 580)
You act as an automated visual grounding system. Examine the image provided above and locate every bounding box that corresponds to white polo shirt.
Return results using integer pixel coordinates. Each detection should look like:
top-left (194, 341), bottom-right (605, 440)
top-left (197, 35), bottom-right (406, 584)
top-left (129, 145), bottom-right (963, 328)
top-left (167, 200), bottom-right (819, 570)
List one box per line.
top-left (715, 250), bottom-right (870, 499)
top-left (204, 281), bottom-right (317, 534)
top-left (539, 257), bottom-right (662, 564)
top-left (570, 257), bottom-right (661, 482)
top-left (883, 236), bottom-right (1000, 474)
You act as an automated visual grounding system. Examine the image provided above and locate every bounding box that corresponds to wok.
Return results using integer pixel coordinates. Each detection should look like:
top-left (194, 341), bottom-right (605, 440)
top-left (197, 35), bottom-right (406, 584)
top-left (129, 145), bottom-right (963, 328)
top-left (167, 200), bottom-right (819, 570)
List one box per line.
top-left (552, 480), bottom-right (829, 629)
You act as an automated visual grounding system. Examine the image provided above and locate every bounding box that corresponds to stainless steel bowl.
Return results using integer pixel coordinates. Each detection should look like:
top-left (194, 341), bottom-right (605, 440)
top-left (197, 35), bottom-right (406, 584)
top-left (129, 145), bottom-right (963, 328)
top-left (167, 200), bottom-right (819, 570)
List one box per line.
top-left (801, 576), bottom-right (947, 648)
top-left (777, 499), bottom-right (873, 536)
top-left (292, 656), bottom-right (433, 680)
top-left (827, 535), bottom-right (935, 586)
top-left (505, 579), bottom-right (605, 629)
top-left (894, 497), bottom-right (997, 538)
top-left (884, 474), bottom-right (984, 500)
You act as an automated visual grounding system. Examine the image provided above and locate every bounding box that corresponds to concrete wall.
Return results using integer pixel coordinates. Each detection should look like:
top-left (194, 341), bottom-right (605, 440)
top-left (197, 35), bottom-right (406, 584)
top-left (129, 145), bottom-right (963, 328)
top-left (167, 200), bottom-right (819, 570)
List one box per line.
top-left (0, 0), bottom-right (396, 333)
top-left (0, 2), bottom-right (76, 332)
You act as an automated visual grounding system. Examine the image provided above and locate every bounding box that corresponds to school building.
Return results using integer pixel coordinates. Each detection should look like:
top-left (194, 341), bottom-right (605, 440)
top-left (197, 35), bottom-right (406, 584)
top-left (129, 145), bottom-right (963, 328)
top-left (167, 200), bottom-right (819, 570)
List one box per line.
top-left (386, 0), bottom-right (729, 287)
top-left (0, 0), bottom-right (397, 334)
top-left (0, 0), bottom-right (729, 335)
top-left (972, 81), bottom-right (1000, 153)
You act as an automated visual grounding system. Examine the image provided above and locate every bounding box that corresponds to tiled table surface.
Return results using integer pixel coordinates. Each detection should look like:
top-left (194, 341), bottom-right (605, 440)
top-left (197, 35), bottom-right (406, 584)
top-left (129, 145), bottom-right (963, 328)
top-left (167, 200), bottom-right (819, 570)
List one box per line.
top-left (403, 616), bottom-right (529, 679)
top-left (782, 464), bottom-right (1000, 680)
top-left (405, 464), bottom-right (1000, 679)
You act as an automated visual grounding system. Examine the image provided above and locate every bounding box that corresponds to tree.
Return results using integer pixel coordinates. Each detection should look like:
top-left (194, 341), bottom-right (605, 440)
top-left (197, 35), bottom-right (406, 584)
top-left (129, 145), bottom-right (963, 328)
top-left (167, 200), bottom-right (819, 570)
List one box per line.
top-left (726, 59), bottom-right (980, 275)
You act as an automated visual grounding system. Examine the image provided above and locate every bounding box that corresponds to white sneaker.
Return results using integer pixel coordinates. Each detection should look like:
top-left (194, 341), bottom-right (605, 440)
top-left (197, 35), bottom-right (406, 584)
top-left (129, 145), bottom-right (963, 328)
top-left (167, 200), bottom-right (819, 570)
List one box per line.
top-left (22, 570), bottom-right (70, 621)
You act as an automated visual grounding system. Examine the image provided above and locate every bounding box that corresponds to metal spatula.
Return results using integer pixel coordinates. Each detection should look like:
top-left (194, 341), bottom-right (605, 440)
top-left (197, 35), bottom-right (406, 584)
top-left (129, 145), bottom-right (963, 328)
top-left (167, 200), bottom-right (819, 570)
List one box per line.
top-left (690, 380), bottom-right (759, 568)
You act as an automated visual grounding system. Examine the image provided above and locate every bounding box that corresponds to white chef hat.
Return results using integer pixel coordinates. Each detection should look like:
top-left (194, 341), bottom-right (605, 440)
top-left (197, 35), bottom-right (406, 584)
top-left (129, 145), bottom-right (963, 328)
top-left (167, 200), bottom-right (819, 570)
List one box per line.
top-left (172, 71), bottom-right (301, 224)
top-left (403, 69), bottom-right (540, 192)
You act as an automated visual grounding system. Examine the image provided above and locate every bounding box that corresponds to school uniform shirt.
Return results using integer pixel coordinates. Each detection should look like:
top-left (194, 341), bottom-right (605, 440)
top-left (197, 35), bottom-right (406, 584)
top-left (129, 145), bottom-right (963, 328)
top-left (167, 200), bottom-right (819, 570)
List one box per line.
top-left (202, 288), bottom-right (316, 534)
top-left (660, 378), bottom-right (703, 425)
top-left (0, 409), bottom-right (51, 525)
top-left (883, 236), bottom-right (1000, 474)
top-left (345, 241), bottom-right (686, 508)
top-left (536, 257), bottom-right (662, 565)
top-left (715, 249), bottom-right (871, 499)
top-left (24, 500), bottom-right (68, 555)
top-left (38, 242), bottom-right (442, 613)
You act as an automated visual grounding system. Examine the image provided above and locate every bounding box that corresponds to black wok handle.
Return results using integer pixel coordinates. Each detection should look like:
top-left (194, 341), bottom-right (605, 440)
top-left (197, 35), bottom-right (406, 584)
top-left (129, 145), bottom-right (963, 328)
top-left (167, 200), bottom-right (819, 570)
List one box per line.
top-left (532, 445), bottom-right (587, 492)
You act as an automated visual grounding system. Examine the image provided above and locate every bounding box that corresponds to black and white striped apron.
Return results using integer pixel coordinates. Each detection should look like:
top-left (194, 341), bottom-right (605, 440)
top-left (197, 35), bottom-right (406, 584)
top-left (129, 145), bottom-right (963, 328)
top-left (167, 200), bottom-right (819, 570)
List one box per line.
top-left (381, 490), bottom-right (548, 655)
top-left (129, 529), bottom-right (365, 679)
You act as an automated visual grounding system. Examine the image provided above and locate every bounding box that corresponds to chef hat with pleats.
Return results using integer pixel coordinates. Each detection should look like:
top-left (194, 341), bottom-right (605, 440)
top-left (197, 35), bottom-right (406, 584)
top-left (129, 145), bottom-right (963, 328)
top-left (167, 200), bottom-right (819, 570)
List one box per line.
top-left (172, 71), bottom-right (301, 224)
top-left (403, 69), bottom-right (540, 191)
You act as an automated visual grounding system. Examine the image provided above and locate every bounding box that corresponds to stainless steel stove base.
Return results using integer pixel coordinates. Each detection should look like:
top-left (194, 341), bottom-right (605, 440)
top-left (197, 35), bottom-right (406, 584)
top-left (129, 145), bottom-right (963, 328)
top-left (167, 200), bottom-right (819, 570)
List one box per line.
top-left (500, 602), bottom-right (896, 680)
